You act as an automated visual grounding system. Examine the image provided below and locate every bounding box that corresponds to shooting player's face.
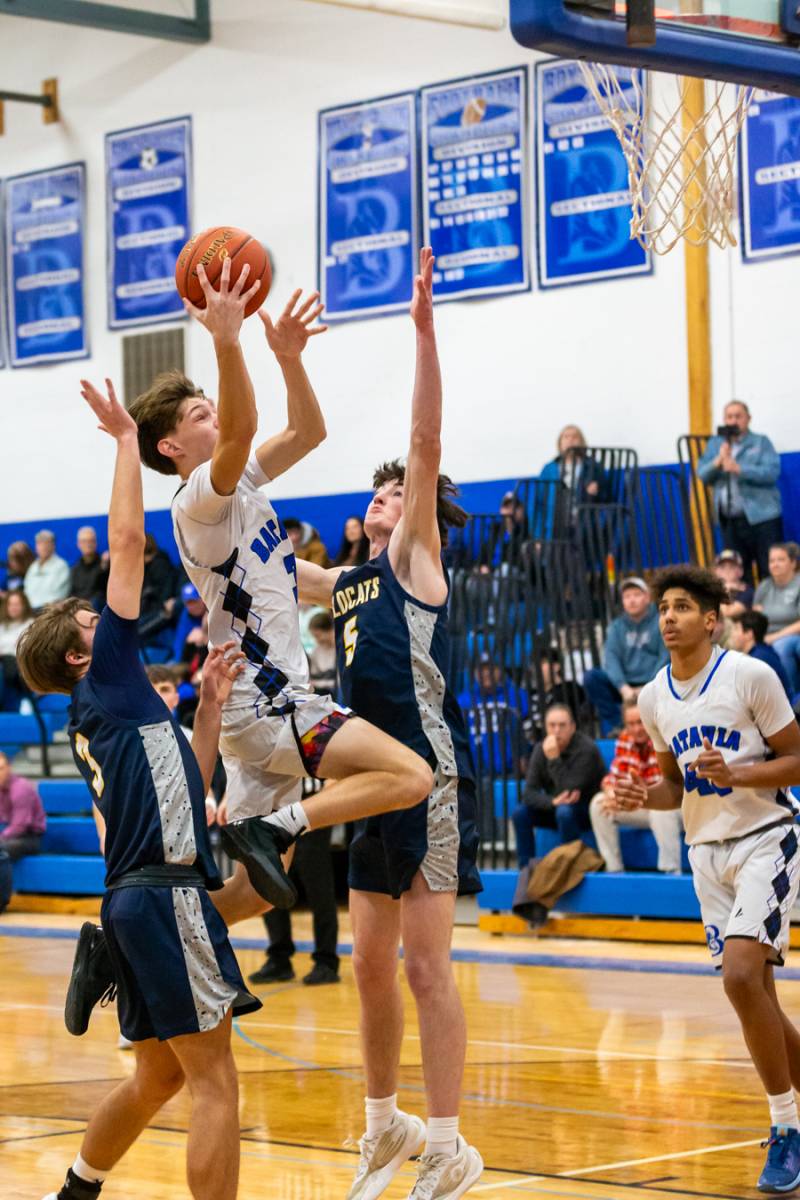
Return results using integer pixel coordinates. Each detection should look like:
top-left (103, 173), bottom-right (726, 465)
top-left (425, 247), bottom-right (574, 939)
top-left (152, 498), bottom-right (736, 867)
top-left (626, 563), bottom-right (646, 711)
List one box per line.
top-left (160, 396), bottom-right (219, 468)
top-left (364, 479), bottom-right (404, 541)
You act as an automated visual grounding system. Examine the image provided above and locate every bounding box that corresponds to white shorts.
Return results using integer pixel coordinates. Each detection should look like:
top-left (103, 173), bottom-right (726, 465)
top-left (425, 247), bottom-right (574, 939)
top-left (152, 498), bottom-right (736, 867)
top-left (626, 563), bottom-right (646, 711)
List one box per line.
top-left (689, 822), bottom-right (800, 968)
top-left (220, 694), bottom-right (352, 822)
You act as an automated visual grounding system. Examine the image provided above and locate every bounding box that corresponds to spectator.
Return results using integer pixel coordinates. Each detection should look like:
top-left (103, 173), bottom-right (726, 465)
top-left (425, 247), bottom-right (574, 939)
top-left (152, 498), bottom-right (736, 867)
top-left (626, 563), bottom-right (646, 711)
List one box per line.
top-left (480, 492), bottom-right (528, 571)
top-left (69, 525), bottom-right (108, 609)
top-left (754, 543), bottom-right (800, 697)
top-left (512, 703), bottom-right (606, 867)
top-left (333, 516), bottom-right (369, 567)
top-left (172, 582), bottom-right (207, 663)
top-left (24, 530), bottom-right (70, 610)
top-left (0, 751), bottom-right (46, 861)
top-left (526, 649), bottom-right (592, 742)
top-left (138, 533), bottom-right (178, 656)
top-left (589, 701), bottom-right (683, 874)
top-left (583, 577), bottom-right (668, 735)
top-left (284, 517), bottom-right (330, 567)
top-left (539, 424), bottom-right (607, 538)
top-left (4, 542), bottom-right (35, 593)
top-left (458, 654), bottom-right (529, 781)
top-left (696, 400), bottom-right (783, 582)
top-left (728, 609), bottom-right (793, 699)
top-left (307, 610), bottom-right (337, 695)
top-left (0, 591), bottom-right (33, 711)
top-left (714, 549), bottom-right (754, 618)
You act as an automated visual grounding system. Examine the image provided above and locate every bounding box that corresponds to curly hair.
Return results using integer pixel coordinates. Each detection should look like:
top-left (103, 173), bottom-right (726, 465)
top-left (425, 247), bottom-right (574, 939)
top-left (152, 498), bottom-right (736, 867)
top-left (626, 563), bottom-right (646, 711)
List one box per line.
top-left (651, 565), bottom-right (729, 616)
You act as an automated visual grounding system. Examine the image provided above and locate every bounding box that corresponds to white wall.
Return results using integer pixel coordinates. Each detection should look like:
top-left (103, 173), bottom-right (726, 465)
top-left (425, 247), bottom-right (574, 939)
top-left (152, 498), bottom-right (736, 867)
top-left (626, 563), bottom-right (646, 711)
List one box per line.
top-left (0, 0), bottom-right (796, 526)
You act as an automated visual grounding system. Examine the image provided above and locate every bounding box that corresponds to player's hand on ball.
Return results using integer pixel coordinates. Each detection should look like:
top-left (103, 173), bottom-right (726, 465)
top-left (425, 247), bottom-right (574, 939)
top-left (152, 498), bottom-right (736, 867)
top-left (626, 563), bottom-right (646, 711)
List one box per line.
top-left (259, 289), bottom-right (327, 360)
top-left (184, 257), bottom-right (262, 344)
top-left (612, 770), bottom-right (648, 812)
top-left (410, 246), bottom-right (434, 333)
top-left (691, 737), bottom-right (734, 787)
top-left (80, 378), bottom-right (138, 442)
top-left (200, 641), bottom-right (246, 707)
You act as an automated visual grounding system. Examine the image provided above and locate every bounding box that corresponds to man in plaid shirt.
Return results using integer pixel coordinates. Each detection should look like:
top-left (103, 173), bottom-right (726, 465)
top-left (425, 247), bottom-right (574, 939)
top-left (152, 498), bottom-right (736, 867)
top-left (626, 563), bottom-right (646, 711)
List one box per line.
top-left (589, 700), bottom-right (683, 873)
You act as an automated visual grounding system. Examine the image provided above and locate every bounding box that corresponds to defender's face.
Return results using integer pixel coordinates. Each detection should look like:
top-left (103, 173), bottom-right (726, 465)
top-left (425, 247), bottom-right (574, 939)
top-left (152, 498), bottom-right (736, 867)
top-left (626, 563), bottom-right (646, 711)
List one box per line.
top-left (164, 396), bottom-right (219, 466)
top-left (657, 588), bottom-right (715, 651)
top-left (364, 479), bottom-right (404, 541)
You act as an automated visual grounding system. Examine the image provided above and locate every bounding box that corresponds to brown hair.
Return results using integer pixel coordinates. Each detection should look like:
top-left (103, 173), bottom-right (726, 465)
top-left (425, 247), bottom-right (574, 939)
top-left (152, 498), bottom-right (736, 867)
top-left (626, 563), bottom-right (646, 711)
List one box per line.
top-left (372, 459), bottom-right (468, 546)
top-left (127, 370), bottom-right (201, 476)
top-left (309, 610), bottom-right (334, 632)
top-left (0, 590), bottom-right (32, 623)
top-left (16, 598), bottom-right (95, 695)
top-left (146, 664), bottom-right (178, 686)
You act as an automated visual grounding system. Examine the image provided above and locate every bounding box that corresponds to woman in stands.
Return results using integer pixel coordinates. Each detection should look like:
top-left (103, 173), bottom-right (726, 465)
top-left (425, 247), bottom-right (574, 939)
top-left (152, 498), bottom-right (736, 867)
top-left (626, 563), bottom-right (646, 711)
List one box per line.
top-left (0, 590), bottom-right (33, 711)
top-left (333, 515), bottom-right (370, 567)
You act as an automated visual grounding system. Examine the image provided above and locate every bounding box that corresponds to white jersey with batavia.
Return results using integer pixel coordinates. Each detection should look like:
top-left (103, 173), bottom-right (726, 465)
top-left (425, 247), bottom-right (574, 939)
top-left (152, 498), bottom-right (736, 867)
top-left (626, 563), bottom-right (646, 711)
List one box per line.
top-left (172, 455), bottom-right (312, 717)
top-left (638, 645), bottom-right (799, 846)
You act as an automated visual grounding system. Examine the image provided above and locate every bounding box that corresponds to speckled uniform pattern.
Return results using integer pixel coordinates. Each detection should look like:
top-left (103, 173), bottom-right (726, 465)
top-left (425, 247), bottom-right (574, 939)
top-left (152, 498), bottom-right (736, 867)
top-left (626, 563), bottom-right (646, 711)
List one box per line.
top-left (403, 600), bottom-right (460, 892)
top-left (171, 887), bottom-right (237, 1032)
top-left (139, 721), bottom-right (197, 865)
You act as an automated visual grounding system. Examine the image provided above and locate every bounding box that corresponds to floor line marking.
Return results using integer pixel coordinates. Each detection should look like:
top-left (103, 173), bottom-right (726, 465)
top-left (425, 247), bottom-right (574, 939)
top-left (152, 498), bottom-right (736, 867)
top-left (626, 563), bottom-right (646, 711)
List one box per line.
top-left (557, 1136), bottom-right (764, 1177)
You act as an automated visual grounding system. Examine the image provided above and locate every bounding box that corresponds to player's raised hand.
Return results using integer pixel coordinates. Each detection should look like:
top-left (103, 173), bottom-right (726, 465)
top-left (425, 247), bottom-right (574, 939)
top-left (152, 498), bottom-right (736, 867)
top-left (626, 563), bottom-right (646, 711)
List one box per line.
top-left (611, 770), bottom-right (648, 813)
top-left (691, 737), bottom-right (734, 787)
top-left (200, 641), bottom-right (246, 708)
top-left (410, 246), bottom-right (435, 334)
top-left (183, 258), bottom-right (262, 344)
top-left (259, 289), bottom-right (327, 360)
top-left (79, 378), bottom-right (137, 442)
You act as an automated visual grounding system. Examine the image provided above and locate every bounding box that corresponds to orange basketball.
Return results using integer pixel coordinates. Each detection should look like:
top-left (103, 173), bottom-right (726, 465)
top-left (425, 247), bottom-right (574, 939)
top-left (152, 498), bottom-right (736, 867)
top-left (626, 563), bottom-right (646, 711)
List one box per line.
top-left (175, 226), bottom-right (271, 318)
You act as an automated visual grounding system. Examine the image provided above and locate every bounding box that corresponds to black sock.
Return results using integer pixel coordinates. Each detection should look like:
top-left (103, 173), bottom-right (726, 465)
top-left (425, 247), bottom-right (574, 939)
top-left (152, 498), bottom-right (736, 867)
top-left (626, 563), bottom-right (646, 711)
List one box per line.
top-left (59, 1167), bottom-right (103, 1200)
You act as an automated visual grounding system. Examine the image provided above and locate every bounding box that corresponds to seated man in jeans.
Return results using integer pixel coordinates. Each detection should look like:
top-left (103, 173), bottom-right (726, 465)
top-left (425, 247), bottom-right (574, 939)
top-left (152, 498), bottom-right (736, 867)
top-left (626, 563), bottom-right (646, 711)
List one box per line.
top-left (0, 751), bottom-right (46, 860)
top-left (589, 700), bottom-right (683, 874)
top-left (512, 703), bottom-right (605, 867)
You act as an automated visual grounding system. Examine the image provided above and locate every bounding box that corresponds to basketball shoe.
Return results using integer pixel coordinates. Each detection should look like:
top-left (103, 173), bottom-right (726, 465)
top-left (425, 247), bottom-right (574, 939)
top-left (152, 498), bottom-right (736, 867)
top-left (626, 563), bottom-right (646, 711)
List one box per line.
top-left (407, 1135), bottom-right (483, 1199)
top-left (220, 816), bottom-right (297, 909)
top-left (42, 1166), bottom-right (103, 1199)
top-left (758, 1126), bottom-right (800, 1193)
top-left (346, 1110), bottom-right (425, 1200)
top-left (64, 923), bottom-right (115, 1036)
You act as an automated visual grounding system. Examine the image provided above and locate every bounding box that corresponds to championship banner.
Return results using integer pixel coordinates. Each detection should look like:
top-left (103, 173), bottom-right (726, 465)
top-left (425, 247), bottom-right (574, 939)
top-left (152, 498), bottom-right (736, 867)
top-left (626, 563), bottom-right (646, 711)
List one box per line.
top-left (106, 116), bottom-right (192, 328)
top-left (4, 163), bottom-right (88, 367)
top-left (420, 68), bottom-right (530, 302)
top-left (319, 93), bottom-right (418, 321)
top-left (740, 91), bottom-right (800, 263)
top-left (535, 59), bottom-right (651, 288)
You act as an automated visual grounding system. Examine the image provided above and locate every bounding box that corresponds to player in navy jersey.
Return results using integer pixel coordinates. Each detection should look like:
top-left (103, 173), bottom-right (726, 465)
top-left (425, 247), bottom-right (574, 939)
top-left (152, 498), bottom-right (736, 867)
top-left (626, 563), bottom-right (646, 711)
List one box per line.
top-left (614, 566), bottom-right (800, 1195)
top-left (18, 380), bottom-right (255, 1200)
top-left (296, 249), bottom-right (483, 1200)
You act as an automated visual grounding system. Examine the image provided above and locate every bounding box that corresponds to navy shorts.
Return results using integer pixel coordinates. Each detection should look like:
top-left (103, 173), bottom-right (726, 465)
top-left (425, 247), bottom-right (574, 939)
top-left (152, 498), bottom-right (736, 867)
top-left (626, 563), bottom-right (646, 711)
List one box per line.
top-left (348, 771), bottom-right (482, 900)
top-left (101, 885), bottom-right (248, 1043)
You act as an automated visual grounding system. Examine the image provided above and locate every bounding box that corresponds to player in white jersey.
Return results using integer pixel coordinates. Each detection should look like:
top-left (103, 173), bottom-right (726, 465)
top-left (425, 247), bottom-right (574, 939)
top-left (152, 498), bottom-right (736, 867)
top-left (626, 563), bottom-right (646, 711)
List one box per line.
top-left (128, 258), bottom-right (433, 920)
top-left (614, 565), bottom-right (800, 1195)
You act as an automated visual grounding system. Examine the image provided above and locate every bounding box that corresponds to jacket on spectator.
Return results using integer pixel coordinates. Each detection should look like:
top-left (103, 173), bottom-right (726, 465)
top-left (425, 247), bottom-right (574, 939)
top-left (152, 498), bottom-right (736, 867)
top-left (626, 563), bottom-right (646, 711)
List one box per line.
top-left (70, 554), bottom-right (108, 607)
top-left (293, 522), bottom-right (331, 567)
top-left (696, 431), bottom-right (782, 525)
top-left (749, 642), bottom-right (793, 699)
top-left (602, 604), bottom-right (669, 690)
top-left (524, 731), bottom-right (606, 811)
top-left (0, 773), bottom-right (46, 841)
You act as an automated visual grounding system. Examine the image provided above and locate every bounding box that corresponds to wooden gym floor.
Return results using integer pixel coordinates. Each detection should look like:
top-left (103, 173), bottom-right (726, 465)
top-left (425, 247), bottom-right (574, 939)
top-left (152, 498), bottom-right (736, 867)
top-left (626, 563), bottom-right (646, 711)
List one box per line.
top-left (1, 909), bottom-right (793, 1199)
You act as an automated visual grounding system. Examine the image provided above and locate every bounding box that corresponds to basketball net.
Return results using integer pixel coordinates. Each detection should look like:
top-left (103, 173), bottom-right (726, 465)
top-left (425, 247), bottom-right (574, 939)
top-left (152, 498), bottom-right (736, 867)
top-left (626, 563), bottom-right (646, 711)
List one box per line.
top-left (578, 62), bottom-right (754, 255)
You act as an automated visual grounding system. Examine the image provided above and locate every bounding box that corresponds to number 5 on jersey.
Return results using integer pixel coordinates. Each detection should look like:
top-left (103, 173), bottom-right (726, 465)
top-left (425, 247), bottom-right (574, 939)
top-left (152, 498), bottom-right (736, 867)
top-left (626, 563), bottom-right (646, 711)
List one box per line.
top-left (74, 732), bottom-right (105, 798)
top-left (343, 615), bottom-right (358, 667)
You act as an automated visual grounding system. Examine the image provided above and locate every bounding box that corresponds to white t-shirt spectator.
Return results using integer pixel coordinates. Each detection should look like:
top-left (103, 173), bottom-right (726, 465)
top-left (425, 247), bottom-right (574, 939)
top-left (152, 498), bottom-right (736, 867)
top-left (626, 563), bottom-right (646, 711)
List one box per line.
top-left (24, 556), bottom-right (71, 609)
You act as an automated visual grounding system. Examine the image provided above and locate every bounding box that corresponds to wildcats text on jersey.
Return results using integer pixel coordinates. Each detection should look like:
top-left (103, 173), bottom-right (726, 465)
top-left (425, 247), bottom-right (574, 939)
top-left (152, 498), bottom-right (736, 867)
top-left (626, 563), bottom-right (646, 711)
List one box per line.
top-left (333, 576), bottom-right (381, 617)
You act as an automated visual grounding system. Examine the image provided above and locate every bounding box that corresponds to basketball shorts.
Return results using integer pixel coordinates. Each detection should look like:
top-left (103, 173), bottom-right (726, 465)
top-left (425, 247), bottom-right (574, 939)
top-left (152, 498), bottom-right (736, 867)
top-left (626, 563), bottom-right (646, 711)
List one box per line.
top-left (689, 822), bottom-right (800, 968)
top-left (101, 885), bottom-right (251, 1042)
top-left (220, 693), bottom-right (352, 821)
top-left (348, 767), bottom-right (483, 899)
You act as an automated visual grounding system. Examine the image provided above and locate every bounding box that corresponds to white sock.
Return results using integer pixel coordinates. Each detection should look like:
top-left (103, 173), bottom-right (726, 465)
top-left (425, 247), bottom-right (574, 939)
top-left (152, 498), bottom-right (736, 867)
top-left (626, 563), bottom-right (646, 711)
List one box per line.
top-left (365, 1093), bottom-right (397, 1138)
top-left (72, 1154), bottom-right (108, 1184)
top-left (264, 802), bottom-right (309, 839)
top-left (768, 1090), bottom-right (799, 1130)
top-left (425, 1116), bottom-right (459, 1157)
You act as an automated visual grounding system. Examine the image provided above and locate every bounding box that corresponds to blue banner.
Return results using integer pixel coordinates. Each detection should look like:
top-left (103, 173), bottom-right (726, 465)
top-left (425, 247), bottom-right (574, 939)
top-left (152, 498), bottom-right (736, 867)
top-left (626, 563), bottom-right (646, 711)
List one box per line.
top-left (421, 68), bottom-right (529, 302)
top-left (740, 91), bottom-right (800, 263)
top-left (319, 94), bottom-right (418, 321)
top-left (535, 59), bottom-right (650, 288)
top-left (106, 116), bottom-right (192, 328)
top-left (4, 163), bottom-right (88, 367)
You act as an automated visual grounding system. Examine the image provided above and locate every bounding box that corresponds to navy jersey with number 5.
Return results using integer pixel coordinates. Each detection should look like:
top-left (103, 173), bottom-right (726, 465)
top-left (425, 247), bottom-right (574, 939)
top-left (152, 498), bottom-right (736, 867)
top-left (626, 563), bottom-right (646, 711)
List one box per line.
top-left (68, 606), bottom-right (220, 889)
top-left (333, 549), bottom-right (474, 782)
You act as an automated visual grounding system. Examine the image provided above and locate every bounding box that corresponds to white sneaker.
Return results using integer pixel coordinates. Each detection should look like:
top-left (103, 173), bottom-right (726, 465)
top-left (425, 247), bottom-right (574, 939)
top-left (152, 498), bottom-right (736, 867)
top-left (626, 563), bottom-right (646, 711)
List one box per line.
top-left (118, 1034), bottom-right (134, 1050)
top-left (346, 1111), bottom-right (426, 1200)
top-left (408, 1135), bottom-right (483, 1199)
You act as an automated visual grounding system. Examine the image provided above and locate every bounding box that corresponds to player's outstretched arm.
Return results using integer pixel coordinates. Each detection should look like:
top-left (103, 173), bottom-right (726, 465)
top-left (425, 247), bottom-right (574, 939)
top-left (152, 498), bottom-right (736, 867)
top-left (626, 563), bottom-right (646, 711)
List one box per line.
top-left (295, 558), bottom-right (343, 608)
top-left (255, 290), bottom-right (328, 481)
top-left (79, 378), bottom-right (145, 620)
top-left (184, 257), bottom-right (262, 497)
top-left (191, 643), bottom-right (245, 796)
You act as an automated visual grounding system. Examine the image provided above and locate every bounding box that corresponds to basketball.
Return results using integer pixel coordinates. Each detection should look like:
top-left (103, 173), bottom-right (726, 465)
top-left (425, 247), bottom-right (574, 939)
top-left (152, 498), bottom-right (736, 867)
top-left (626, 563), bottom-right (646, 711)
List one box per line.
top-left (174, 226), bottom-right (271, 318)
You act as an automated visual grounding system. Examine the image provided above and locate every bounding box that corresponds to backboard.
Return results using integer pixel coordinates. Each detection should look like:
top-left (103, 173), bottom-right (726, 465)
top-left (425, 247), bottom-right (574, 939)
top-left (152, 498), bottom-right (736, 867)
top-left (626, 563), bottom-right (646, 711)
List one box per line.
top-left (510, 1), bottom-right (800, 95)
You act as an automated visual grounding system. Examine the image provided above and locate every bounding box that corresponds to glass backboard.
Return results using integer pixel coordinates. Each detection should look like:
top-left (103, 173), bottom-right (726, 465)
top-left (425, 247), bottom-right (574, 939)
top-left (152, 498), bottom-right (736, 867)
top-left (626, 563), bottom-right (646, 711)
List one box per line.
top-left (510, 0), bottom-right (800, 93)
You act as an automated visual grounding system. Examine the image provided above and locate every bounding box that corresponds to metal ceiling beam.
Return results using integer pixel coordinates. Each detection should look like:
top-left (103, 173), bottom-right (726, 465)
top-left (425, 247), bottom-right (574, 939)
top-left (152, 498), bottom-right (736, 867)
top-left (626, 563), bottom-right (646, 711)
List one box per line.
top-left (0, 0), bottom-right (210, 43)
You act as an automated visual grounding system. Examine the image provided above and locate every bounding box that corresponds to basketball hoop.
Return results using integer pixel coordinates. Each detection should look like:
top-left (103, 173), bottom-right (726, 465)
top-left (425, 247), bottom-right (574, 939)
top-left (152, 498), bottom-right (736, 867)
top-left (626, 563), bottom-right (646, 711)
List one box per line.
top-left (578, 62), bottom-right (754, 255)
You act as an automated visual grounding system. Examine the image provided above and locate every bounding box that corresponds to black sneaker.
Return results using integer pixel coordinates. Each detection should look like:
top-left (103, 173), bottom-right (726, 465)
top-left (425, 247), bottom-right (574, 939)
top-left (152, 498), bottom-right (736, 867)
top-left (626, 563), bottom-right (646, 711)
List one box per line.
top-left (64, 923), bottom-right (116, 1037)
top-left (42, 1165), bottom-right (104, 1199)
top-left (303, 962), bottom-right (340, 986)
top-left (220, 817), bottom-right (298, 910)
top-left (249, 959), bottom-right (295, 984)
top-left (232, 985), bottom-right (264, 1015)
